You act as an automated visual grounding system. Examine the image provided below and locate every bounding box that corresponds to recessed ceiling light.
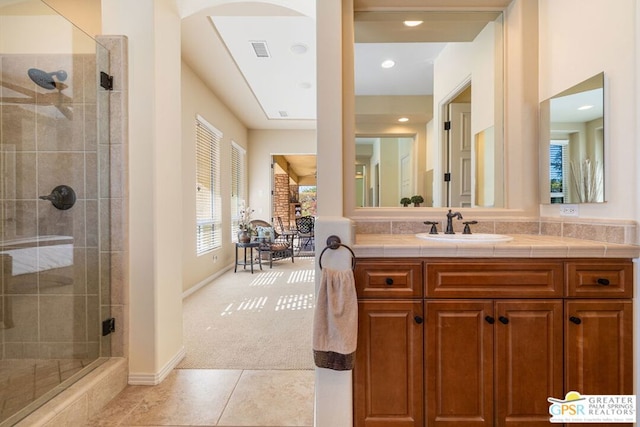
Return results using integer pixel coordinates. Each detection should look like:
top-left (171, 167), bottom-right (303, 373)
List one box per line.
top-left (578, 105), bottom-right (593, 110)
top-left (290, 43), bottom-right (308, 55)
top-left (381, 59), bottom-right (395, 69)
top-left (403, 20), bottom-right (423, 27)
top-left (299, 82), bottom-right (312, 89)
top-left (398, 117), bottom-right (409, 122)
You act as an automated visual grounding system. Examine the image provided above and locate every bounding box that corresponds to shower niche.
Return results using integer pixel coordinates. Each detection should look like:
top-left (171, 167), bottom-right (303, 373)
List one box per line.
top-left (0, 0), bottom-right (113, 424)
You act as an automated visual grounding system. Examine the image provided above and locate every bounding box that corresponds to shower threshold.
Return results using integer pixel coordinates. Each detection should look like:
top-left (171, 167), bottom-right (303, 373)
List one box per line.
top-left (0, 357), bottom-right (106, 426)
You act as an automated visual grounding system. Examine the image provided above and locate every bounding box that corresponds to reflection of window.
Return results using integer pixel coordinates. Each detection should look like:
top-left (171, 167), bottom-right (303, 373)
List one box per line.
top-left (230, 142), bottom-right (247, 241)
top-left (549, 140), bottom-right (568, 204)
top-left (195, 115), bottom-right (222, 254)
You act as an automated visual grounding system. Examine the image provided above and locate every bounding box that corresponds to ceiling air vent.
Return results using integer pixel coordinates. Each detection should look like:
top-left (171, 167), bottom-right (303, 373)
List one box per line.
top-left (250, 41), bottom-right (270, 58)
top-left (279, 111), bottom-right (288, 118)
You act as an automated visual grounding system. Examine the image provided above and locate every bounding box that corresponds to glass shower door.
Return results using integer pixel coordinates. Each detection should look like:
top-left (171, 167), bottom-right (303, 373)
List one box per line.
top-left (0, 0), bottom-right (111, 424)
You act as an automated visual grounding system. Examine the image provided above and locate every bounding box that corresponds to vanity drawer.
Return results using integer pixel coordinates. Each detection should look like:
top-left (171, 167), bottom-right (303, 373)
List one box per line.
top-left (425, 259), bottom-right (564, 298)
top-left (566, 260), bottom-right (633, 298)
top-left (354, 259), bottom-right (423, 299)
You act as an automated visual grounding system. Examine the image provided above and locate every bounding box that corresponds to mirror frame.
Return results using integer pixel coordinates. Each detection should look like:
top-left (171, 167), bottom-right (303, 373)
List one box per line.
top-left (344, 0), bottom-right (513, 217)
top-left (539, 72), bottom-right (605, 205)
top-left (342, 0), bottom-right (541, 220)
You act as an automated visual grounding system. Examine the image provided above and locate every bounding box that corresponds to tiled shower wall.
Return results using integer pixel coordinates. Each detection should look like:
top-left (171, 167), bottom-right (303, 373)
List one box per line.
top-left (7, 35), bottom-right (129, 427)
top-left (98, 35), bottom-right (128, 360)
top-left (0, 52), bottom-right (105, 360)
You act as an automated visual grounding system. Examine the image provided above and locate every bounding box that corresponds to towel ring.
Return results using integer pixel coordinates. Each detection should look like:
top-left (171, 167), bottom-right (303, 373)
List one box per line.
top-left (318, 235), bottom-right (356, 270)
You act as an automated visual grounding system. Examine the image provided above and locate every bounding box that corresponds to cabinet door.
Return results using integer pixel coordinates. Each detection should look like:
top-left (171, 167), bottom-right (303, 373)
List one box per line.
top-left (353, 300), bottom-right (424, 427)
top-left (494, 300), bottom-right (564, 427)
top-left (426, 300), bottom-right (493, 427)
top-left (565, 300), bottom-right (633, 395)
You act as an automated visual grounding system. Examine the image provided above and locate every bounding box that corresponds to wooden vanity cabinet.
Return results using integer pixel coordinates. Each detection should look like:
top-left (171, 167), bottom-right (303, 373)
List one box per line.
top-left (354, 300), bottom-right (424, 427)
top-left (426, 299), bottom-right (563, 427)
top-left (353, 260), bottom-right (424, 427)
top-left (353, 258), bottom-right (633, 427)
top-left (565, 259), bottom-right (634, 398)
top-left (564, 299), bottom-right (633, 395)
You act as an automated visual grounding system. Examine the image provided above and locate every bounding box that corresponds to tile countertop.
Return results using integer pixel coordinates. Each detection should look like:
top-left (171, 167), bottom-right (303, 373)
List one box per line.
top-left (353, 234), bottom-right (640, 259)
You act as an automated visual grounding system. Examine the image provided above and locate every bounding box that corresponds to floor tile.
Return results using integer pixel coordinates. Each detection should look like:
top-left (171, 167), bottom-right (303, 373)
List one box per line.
top-left (217, 370), bottom-right (314, 427)
top-left (88, 369), bottom-right (243, 427)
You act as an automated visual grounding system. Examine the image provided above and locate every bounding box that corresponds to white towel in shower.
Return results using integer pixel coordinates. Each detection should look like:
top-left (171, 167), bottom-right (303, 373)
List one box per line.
top-left (313, 267), bottom-right (358, 370)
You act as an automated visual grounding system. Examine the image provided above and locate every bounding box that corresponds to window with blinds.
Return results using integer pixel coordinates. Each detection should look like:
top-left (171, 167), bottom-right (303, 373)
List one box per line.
top-left (195, 115), bottom-right (222, 254)
top-left (230, 141), bottom-right (247, 241)
top-left (549, 140), bottom-right (568, 204)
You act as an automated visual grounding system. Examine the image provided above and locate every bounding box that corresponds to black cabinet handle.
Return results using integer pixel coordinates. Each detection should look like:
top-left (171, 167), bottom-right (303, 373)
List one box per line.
top-left (484, 316), bottom-right (495, 324)
top-left (385, 278), bottom-right (394, 286)
top-left (498, 316), bottom-right (509, 324)
top-left (414, 316), bottom-right (424, 324)
top-left (569, 316), bottom-right (582, 325)
top-left (596, 278), bottom-right (610, 286)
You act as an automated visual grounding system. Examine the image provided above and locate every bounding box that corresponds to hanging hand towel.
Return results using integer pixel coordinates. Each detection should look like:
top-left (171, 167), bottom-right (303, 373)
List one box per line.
top-left (313, 267), bottom-right (358, 371)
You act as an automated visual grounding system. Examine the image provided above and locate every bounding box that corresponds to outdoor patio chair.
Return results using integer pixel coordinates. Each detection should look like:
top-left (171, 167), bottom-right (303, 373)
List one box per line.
top-left (250, 219), bottom-right (294, 268)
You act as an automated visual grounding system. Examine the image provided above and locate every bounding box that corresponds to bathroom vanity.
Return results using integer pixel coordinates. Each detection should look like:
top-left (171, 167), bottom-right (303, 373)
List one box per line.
top-left (351, 234), bottom-right (636, 427)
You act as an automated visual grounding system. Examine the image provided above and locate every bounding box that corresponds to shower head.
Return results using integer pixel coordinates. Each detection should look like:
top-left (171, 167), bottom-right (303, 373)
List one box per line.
top-left (27, 68), bottom-right (68, 90)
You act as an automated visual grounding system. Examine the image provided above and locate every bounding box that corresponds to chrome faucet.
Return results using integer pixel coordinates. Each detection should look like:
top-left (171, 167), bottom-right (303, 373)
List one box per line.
top-left (445, 209), bottom-right (463, 234)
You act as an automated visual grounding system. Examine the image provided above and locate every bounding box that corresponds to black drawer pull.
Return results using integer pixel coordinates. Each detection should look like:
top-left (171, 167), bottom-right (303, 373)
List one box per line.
top-left (498, 316), bottom-right (509, 324)
top-left (414, 316), bottom-right (424, 324)
top-left (569, 316), bottom-right (582, 325)
top-left (484, 316), bottom-right (495, 324)
top-left (385, 278), bottom-right (394, 286)
top-left (596, 278), bottom-right (610, 286)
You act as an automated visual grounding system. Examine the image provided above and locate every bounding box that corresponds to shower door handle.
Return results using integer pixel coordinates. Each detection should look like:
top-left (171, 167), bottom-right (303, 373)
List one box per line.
top-left (39, 185), bottom-right (76, 210)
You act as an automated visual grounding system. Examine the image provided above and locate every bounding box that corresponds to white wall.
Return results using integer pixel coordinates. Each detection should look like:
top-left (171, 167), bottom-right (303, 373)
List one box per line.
top-left (43, 0), bottom-right (102, 37)
top-left (248, 129), bottom-right (316, 221)
top-left (181, 61), bottom-right (249, 290)
top-left (538, 0), bottom-right (637, 220)
top-left (102, 0), bottom-right (184, 382)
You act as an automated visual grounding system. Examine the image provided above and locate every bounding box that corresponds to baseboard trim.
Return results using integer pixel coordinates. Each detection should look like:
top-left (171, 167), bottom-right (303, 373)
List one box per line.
top-left (182, 263), bottom-right (234, 299)
top-left (128, 346), bottom-right (186, 385)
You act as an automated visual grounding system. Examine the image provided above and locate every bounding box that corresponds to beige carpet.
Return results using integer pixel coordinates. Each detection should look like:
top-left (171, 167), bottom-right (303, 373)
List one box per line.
top-left (177, 256), bottom-right (315, 370)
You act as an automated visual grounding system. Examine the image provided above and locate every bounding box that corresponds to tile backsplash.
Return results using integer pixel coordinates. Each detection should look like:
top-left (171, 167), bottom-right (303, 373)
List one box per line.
top-left (353, 217), bottom-right (638, 246)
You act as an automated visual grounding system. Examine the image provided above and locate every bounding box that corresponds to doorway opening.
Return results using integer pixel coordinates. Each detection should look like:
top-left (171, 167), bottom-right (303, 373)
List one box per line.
top-left (272, 155), bottom-right (317, 230)
top-left (442, 82), bottom-right (472, 207)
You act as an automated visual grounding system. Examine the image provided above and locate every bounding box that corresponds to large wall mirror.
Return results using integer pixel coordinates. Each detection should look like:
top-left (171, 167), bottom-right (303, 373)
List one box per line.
top-left (539, 72), bottom-right (605, 204)
top-left (353, 9), bottom-right (506, 208)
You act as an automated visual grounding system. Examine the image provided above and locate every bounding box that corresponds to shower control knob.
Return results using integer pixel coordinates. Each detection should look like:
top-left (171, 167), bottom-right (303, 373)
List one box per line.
top-left (39, 185), bottom-right (76, 210)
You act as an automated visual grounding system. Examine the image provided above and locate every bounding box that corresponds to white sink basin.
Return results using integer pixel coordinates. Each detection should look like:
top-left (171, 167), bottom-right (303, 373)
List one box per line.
top-left (415, 233), bottom-right (513, 243)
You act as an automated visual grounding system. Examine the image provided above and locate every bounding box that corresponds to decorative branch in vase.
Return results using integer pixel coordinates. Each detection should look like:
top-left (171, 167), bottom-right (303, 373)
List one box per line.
top-left (570, 159), bottom-right (603, 203)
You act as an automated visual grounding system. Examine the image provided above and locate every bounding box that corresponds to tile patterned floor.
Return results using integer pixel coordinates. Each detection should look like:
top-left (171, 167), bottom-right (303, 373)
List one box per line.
top-left (87, 369), bottom-right (314, 427)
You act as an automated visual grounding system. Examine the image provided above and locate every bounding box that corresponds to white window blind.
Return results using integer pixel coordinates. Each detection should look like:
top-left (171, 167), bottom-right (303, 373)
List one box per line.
top-left (195, 115), bottom-right (222, 254)
top-left (549, 140), bottom-right (568, 203)
top-left (230, 141), bottom-right (247, 241)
